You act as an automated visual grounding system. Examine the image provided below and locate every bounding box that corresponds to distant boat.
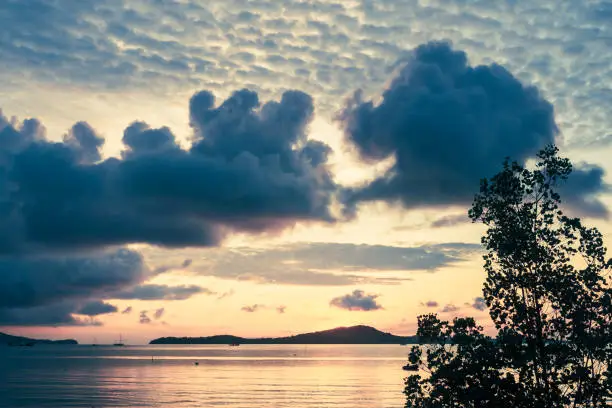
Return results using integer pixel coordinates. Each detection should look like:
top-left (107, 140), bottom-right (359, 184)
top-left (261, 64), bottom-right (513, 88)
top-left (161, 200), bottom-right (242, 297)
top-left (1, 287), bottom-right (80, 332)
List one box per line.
top-left (113, 335), bottom-right (125, 347)
top-left (92, 337), bottom-right (98, 347)
top-left (229, 343), bottom-right (240, 347)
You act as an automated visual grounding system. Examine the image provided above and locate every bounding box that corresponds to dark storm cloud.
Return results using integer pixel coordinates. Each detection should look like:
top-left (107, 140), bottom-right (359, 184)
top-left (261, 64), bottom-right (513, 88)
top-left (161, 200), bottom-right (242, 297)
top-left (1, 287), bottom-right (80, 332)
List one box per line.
top-left (0, 87), bottom-right (335, 326)
top-left (0, 249), bottom-right (146, 309)
top-left (0, 302), bottom-right (102, 327)
top-left (112, 284), bottom-right (214, 301)
top-left (77, 300), bottom-right (118, 316)
top-left (0, 249), bottom-right (145, 326)
top-left (338, 41), bottom-right (609, 218)
top-left (329, 290), bottom-right (383, 311)
top-left (0, 89), bottom-right (335, 254)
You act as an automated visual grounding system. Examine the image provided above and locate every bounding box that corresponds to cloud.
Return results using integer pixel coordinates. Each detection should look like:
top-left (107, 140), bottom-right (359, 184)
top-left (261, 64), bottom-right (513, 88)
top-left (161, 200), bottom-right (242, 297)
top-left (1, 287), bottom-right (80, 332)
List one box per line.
top-left (63, 122), bottom-right (105, 163)
top-left (0, 301), bottom-right (103, 327)
top-left (153, 308), bottom-right (165, 320)
top-left (187, 242), bottom-right (479, 286)
top-left (0, 88), bottom-right (336, 254)
top-left (77, 301), bottom-right (118, 316)
top-left (217, 290), bottom-right (235, 300)
top-left (421, 300), bottom-right (439, 308)
top-left (430, 214), bottom-right (470, 228)
top-left (470, 297), bottom-right (487, 311)
top-left (0, 249), bottom-right (146, 309)
top-left (241, 304), bottom-right (265, 313)
top-left (139, 311), bottom-right (152, 324)
top-left (122, 306), bottom-right (133, 314)
top-left (112, 284), bottom-right (214, 301)
top-left (441, 304), bottom-right (460, 313)
top-left (329, 289), bottom-right (383, 311)
top-left (338, 41), bottom-right (608, 218)
top-left (276, 305), bottom-right (287, 314)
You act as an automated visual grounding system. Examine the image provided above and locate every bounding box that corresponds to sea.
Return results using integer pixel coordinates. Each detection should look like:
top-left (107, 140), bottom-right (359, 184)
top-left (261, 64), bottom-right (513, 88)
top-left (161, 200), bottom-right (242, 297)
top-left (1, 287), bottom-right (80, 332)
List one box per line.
top-left (0, 344), bottom-right (410, 407)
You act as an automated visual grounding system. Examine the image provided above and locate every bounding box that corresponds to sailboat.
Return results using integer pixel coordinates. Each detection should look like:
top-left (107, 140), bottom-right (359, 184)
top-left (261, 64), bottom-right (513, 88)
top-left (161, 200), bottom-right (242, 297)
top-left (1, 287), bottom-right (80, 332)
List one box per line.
top-left (113, 334), bottom-right (125, 347)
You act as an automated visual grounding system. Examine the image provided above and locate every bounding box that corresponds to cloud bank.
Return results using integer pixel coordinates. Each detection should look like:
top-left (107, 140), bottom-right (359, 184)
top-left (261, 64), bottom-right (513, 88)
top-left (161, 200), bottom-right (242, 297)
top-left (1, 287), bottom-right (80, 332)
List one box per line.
top-left (338, 41), bottom-right (608, 218)
top-left (0, 88), bottom-right (335, 254)
top-left (113, 284), bottom-right (213, 301)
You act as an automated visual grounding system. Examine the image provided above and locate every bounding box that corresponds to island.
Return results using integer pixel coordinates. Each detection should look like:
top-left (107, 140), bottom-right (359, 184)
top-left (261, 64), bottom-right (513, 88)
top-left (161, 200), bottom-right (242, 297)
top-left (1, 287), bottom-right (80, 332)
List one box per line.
top-left (0, 332), bottom-right (78, 346)
top-left (150, 325), bottom-right (418, 345)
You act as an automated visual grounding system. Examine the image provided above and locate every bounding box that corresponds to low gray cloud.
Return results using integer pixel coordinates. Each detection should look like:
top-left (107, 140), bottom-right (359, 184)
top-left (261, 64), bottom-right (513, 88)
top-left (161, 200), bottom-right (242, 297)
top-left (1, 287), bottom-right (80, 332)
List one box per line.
top-left (113, 284), bottom-right (213, 301)
top-left (421, 300), bottom-right (439, 308)
top-left (122, 306), bottom-right (133, 314)
top-left (276, 305), bottom-right (287, 314)
top-left (338, 41), bottom-right (608, 218)
top-left (0, 249), bottom-right (147, 326)
top-left (187, 242), bottom-right (479, 286)
top-left (77, 301), bottom-right (118, 316)
top-left (430, 214), bottom-right (470, 229)
top-left (0, 249), bottom-right (145, 309)
top-left (329, 289), bottom-right (383, 311)
top-left (0, 301), bottom-right (103, 327)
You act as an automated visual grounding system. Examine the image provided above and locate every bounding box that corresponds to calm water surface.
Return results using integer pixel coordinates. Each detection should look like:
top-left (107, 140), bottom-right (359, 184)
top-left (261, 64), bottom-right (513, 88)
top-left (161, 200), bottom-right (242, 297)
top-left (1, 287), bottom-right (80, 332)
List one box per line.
top-left (0, 344), bottom-right (410, 407)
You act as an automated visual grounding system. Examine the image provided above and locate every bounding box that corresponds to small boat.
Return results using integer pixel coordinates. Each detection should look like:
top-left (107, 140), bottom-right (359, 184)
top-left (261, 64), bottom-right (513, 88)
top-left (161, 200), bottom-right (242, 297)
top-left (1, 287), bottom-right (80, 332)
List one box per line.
top-left (229, 343), bottom-right (240, 347)
top-left (113, 334), bottom-right (125, 347)
top-left (402, 363), bottom-right (419, 371)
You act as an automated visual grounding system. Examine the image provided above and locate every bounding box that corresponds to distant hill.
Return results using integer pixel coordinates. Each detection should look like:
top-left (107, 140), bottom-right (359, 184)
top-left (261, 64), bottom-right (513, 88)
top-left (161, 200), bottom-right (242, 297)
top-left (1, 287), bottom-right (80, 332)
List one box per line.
top-left (150, 325), bottom-right (418, 345)
top-left (0, 332), bottom-right (78, 346)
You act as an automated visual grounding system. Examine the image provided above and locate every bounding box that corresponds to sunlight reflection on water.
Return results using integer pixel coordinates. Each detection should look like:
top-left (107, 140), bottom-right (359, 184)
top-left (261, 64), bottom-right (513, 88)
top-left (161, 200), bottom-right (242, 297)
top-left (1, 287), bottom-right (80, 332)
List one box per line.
top-left (0, 345), bottom-right (409, 407)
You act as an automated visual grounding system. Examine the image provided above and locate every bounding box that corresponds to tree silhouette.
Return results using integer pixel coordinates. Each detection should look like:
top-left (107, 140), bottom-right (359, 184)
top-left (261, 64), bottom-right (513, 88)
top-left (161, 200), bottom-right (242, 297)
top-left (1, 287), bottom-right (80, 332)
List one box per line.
top-left (404, 146), bottom-right (611, 407)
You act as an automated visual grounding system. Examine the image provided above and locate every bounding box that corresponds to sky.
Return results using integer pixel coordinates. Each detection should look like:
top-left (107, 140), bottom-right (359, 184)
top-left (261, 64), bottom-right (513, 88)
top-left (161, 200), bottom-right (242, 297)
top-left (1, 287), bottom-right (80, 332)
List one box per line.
top-left (1, 0), bottom-right (611, 345)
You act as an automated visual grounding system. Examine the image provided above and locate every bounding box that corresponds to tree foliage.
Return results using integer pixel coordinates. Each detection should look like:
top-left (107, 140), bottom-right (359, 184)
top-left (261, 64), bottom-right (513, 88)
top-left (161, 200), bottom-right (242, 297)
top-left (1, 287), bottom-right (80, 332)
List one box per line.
top-left (404, 146), bottom-right (612, 407)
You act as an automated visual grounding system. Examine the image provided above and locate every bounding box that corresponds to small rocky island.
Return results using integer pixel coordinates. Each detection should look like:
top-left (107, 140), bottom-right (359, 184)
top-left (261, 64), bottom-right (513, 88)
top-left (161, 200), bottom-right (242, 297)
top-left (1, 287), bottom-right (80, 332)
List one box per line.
top-left (150, 325), bottom-right (417, 345)
top-left (0, 332), bottom-right (78, 346)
